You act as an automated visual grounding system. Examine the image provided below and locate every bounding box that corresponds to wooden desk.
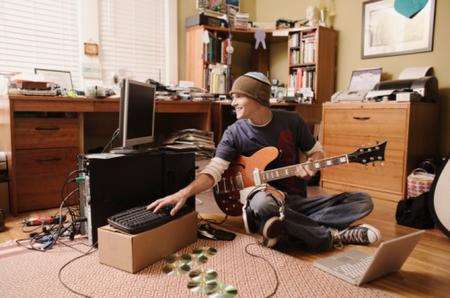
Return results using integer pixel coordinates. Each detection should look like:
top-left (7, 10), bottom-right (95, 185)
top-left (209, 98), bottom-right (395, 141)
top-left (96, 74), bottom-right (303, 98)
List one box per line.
top-left (0, 96), bottom-right (211, 214)
top-left (211, 101), bottom-right (322, 144)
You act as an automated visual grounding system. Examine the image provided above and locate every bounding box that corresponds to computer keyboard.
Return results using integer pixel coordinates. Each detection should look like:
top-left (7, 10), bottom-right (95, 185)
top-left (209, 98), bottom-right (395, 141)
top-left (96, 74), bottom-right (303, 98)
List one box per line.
top-left (107, 205), bottom-right (192, 234)
top-left (336, 256), bottom-right (374, 279)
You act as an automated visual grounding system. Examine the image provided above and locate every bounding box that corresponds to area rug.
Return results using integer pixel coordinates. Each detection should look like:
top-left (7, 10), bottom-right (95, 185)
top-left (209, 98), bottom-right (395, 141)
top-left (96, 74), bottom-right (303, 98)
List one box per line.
top-left (0, 234), bottom-right (394, 297)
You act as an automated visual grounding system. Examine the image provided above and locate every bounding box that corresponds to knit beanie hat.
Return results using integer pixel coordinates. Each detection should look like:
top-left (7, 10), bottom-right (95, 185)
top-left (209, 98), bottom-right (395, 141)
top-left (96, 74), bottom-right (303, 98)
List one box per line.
top-left (230, 72), bottom-right (271, 107)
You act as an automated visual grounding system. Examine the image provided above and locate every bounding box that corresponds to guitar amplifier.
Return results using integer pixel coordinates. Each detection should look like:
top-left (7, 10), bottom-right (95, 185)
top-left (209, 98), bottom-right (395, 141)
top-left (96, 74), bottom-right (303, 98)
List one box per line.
top-left (79, 150), bottom-right (195, 245)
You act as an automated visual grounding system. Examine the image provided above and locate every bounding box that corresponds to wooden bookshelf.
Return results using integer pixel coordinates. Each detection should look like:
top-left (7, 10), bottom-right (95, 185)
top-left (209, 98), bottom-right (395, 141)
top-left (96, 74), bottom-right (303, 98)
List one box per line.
top-left (185, 25), bottom-right (287, 94)
top-left (287, 26), bottom-right (337, 107)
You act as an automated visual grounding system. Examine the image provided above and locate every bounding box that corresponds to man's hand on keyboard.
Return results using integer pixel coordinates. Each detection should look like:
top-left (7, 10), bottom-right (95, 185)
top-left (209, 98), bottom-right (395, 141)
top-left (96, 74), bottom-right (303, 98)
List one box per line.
top-left (146, 192), bottom-right (187, 216)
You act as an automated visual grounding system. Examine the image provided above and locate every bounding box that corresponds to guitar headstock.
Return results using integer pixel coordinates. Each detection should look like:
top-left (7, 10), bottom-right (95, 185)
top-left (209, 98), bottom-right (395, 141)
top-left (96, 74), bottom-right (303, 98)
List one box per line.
top-left (348, 141), bottom-right (387, 165)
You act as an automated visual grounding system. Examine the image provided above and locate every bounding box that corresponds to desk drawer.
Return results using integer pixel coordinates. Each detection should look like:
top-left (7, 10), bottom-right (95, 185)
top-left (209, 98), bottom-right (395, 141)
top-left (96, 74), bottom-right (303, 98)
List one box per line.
top-left (16, 174), bottom-right (72, 211)
top-left (15, 148), bottom-right (78, 211)
top-left (15, 118), bottom-right (79, 149)
top-left (15, 148), bottom-right (78, 177)
top-left (323, 108), bottom-right (407, 141)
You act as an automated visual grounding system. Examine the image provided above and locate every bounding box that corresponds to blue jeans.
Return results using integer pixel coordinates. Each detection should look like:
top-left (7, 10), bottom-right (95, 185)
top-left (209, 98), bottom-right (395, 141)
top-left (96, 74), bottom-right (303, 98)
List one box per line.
top-left (248, 191), bottom-right (374, 252)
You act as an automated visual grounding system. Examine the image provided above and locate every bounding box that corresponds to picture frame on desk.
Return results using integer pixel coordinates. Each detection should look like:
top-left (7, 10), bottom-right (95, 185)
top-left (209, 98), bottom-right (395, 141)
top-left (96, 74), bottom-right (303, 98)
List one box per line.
top-left (35, 68), bottom-right (73, 91)
top-left (361, 0), bottom-right (436, 59)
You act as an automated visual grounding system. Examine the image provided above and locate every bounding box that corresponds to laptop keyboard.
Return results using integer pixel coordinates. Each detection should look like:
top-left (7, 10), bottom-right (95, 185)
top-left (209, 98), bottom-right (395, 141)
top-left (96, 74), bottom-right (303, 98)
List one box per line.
top-left (336, 256), bottom-right (374, 279)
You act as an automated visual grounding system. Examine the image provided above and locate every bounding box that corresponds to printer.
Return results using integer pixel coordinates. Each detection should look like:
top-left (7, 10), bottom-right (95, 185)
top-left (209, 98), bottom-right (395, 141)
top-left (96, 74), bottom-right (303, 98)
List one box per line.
top-left (367, 76), bottom-right (438, 102)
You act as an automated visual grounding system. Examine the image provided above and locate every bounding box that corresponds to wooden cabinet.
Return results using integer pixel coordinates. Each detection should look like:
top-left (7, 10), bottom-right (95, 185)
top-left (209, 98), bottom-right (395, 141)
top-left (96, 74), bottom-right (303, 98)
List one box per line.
top-left (13, 115), bottom-right (80, 212)
top-left (320, 102), bottom-right (439, 202)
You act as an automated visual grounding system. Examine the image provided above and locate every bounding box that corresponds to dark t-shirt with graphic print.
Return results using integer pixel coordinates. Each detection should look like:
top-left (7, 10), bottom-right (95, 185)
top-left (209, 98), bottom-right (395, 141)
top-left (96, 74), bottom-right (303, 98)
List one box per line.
top-left (215, 109), bottom-right (316, 197)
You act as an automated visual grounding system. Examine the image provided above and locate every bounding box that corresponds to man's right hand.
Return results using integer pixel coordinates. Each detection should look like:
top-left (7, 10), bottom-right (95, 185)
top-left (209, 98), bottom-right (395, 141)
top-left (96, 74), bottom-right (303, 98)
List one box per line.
top-left (146, 192), bottom-right (188, 216)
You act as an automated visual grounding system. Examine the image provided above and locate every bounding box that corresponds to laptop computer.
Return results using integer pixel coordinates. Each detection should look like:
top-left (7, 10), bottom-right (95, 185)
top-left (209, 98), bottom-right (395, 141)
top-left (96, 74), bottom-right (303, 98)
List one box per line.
top-left (313, 230), bottom-right (425, 286)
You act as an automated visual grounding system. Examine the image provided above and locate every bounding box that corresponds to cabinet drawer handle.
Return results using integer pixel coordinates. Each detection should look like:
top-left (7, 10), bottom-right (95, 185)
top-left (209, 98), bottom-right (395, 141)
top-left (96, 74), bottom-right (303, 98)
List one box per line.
top-left (35, 157), bottom-right (62, 163)
top-left (353, 116), bottom-right (371, 121)
top-left (35, 126), bottom-right (60, 131)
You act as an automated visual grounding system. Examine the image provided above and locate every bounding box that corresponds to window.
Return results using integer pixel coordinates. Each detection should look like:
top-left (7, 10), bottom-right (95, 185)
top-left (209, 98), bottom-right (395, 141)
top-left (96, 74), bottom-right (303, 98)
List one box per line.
top-left (0, 0), bottom-right (80, 88)
top-left (99, 0), bottom-right (176, 86)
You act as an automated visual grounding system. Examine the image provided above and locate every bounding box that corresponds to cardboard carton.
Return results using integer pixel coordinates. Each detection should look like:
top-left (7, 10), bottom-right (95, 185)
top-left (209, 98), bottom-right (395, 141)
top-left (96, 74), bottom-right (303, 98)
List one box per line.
top-left (98, 211), bottom-right (197, 273)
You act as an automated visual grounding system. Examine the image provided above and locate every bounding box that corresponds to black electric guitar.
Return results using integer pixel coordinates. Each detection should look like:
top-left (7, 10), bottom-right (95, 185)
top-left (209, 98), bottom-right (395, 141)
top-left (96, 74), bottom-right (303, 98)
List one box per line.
top-left (213, 141), bottom-right (387, 216)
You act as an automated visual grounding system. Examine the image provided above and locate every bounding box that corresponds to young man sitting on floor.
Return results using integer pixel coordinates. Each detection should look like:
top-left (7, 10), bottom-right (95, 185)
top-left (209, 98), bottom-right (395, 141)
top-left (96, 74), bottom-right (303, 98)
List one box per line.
top-left (148, 72), bottom-right (380, 252)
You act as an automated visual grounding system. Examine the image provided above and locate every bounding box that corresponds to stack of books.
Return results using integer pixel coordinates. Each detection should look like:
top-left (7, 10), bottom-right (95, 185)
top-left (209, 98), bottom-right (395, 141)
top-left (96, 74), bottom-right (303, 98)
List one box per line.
top-left (164, 129), bottom-right (215, 158)
top-left (233, 12), bottom-right (249, 30)
top-left (227, 5), bottom-right (239, 28)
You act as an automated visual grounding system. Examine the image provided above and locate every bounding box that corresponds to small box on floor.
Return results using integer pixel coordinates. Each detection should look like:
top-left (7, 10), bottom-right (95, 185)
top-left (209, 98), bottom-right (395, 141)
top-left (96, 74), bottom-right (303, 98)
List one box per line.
top-left (98, 211), bottom-right (197, 273)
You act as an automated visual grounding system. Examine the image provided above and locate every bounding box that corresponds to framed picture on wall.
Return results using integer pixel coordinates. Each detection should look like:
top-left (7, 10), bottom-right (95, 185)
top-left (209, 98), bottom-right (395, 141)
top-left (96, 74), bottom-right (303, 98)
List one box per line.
top-left (362, 0), bottom-right (436, 59)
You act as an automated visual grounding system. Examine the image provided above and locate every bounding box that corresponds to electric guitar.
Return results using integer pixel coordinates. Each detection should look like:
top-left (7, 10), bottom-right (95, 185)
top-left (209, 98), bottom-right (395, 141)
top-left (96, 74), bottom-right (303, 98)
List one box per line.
top-left (213, 141), bottom-right (387, 216)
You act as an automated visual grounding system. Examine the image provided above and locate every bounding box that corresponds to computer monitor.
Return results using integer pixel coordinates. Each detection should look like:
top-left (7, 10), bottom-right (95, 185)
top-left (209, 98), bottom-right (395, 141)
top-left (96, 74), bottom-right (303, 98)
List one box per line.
top-left (119, 79), bottom-right (156, 149)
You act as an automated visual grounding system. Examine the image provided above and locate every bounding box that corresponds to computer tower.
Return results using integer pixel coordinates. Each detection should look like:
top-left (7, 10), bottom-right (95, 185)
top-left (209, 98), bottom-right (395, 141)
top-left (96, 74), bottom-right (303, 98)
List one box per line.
top-left (79, 151), bottom-right (195, 245)
top-left (162, 151), bottom-right (196, 209)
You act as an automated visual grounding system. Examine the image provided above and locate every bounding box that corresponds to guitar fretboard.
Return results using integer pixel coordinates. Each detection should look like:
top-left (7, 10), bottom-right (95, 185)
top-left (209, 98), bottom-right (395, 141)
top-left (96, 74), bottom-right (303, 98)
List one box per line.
top-left (261, 154), bottom-right (349, 183)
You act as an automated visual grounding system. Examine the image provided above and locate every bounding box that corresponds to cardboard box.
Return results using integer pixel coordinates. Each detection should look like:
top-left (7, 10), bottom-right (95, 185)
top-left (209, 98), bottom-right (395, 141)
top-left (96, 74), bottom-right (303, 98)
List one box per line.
top-left (98, 211), bottom-right (197, 273)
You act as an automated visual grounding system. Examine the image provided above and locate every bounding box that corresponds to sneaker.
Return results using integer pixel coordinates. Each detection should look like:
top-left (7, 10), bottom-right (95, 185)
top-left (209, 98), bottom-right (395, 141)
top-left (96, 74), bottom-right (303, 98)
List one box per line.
top-left (338, 224), bottom-right (381, 246)
top-left (261, 216), bottom-right (283, 248)
top-left (242, 202), bottom-right (258, 234)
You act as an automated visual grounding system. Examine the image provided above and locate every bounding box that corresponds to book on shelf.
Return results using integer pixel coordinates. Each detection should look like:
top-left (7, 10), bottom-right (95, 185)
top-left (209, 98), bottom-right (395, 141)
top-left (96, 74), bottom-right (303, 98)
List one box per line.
top-left (203, 32), bottom-right (231, 64)
top-left (289, 67), bottom-right (315, 92)
top-left (289, 31), bottom-right (316, 65)
top-left (289, 32), bottom-right (300, 48)
top-left (234, 12), bottom-right (250, 30)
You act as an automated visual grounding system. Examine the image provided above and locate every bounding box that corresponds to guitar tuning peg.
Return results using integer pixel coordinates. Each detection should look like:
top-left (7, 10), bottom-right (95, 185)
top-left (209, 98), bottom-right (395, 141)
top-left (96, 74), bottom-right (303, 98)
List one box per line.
top-left (376, 140), bottom-right (379, 144)
top-left (381, 162), bottom-right (384, 167)
top-left (372, 162), bottom-right (375, 167)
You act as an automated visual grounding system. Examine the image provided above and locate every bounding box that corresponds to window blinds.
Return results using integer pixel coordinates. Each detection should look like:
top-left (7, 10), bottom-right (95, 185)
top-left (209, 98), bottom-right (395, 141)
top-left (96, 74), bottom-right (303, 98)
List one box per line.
top-left (99, 0), bottom-right (168, 85)
top-left (0, 0), bottom-right (80, 88)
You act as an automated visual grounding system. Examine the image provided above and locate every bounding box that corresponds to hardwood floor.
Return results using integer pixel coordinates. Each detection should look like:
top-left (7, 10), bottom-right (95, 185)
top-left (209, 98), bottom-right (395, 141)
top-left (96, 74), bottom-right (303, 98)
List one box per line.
top-left (1, 187), bottom-right (449, 297)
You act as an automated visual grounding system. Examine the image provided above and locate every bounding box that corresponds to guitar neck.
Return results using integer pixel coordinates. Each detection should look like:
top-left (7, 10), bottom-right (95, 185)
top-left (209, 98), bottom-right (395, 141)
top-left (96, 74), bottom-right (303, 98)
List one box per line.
top-left (261, 154), bottom-right (349, 183)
